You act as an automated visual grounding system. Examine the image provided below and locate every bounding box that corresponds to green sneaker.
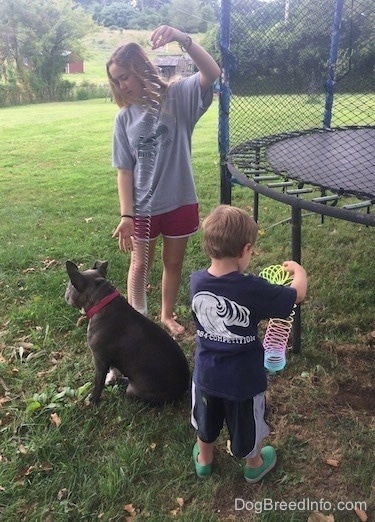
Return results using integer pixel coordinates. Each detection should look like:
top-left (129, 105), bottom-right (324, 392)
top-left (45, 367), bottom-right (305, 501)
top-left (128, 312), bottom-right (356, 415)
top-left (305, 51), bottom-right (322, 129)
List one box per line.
top-left (192, 442), bottom-right (212, 479)
top-left (244, 446), bottom-right (276, 484)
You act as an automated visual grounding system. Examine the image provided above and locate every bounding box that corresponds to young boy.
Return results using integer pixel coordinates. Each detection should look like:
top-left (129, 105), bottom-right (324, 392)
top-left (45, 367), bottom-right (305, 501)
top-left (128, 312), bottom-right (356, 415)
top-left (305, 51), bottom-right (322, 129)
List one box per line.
top-left (190, 205), bottom-right (307, 482)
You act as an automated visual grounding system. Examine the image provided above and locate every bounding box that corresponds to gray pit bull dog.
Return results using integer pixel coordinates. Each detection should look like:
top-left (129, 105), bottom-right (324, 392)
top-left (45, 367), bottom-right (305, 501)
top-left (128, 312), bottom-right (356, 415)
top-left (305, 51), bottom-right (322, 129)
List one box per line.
top-left (65, 260), bottom-right (190, 405)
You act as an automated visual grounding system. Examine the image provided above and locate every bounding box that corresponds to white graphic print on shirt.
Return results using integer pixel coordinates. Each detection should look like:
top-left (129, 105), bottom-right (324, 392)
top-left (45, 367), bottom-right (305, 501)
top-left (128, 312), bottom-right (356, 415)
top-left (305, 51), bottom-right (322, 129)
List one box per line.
top-left (192, 292), bottom-right (256, 343)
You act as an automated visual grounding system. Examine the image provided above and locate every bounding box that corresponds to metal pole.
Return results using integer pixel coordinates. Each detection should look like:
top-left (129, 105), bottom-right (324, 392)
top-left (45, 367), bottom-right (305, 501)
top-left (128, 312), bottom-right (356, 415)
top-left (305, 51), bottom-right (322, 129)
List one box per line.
top-left (219, 0), bottom-right (232, 204)
top-left (291, 205), bottom-right (301, 352)
top-left (323, 0), bottom-right (344, 129)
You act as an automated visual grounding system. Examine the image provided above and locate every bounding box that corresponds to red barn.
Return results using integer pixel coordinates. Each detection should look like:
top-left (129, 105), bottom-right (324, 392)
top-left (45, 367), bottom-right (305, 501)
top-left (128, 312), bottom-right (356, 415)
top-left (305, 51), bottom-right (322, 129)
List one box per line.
top-left (64, 51), bottom-right (84, 74)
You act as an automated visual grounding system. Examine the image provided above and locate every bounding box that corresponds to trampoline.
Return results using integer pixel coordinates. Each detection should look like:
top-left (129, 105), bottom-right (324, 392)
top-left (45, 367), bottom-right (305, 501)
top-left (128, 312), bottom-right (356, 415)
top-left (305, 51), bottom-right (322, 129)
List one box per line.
top-left (219, 0), bottom-right (375, 352)
top-left (228, 126), bottom-right (375, 233)
top-left (228, 125), bottom-right (375, 260)
top-left (226, 127), bottom-right (375, 353)
top-left (266, 127), bottom-right (375, 201)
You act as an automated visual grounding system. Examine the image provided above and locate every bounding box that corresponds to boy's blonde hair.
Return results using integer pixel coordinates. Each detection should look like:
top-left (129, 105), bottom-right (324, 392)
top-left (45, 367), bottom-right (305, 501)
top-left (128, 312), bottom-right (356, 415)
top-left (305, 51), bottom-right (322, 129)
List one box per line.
top-left (106, 42), bottom-right (169, 108)
top-left (202, 205), bottom-right (258, 259)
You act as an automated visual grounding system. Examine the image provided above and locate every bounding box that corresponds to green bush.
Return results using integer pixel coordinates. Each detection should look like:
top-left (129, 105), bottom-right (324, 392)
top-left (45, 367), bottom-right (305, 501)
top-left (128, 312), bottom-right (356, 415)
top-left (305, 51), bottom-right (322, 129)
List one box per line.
top-left (0, 84), bottom-right (7, 106)
top-left (74, 81), bottom-right (108, 101)
top-left (56, 79), bottom-right (76, 101)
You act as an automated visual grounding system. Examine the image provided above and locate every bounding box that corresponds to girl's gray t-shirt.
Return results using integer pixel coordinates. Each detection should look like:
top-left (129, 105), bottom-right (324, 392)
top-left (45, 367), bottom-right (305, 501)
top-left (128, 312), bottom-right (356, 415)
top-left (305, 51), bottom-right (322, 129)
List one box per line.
top-left (112, 73), bottom-right (213, 216)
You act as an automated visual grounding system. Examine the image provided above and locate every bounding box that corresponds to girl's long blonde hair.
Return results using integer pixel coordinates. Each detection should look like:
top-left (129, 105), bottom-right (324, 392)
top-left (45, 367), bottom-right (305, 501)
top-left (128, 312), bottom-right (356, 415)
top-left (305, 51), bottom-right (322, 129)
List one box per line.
top-left (106, 42), bottom-right (169, 109)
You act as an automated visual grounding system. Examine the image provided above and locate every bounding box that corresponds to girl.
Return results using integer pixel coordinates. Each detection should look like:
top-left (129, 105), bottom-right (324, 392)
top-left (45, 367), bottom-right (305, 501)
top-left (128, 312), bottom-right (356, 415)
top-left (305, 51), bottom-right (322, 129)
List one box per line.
top-left (107, 25), bottom-right (220, 335)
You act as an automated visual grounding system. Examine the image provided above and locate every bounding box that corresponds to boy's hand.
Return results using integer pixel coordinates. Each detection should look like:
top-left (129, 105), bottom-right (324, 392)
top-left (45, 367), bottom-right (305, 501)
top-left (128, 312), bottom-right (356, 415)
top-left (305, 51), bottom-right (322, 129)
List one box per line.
top-left (283, 261), bottom-right (307, 303)
top-left (282, 260), bottom-right (301, 276)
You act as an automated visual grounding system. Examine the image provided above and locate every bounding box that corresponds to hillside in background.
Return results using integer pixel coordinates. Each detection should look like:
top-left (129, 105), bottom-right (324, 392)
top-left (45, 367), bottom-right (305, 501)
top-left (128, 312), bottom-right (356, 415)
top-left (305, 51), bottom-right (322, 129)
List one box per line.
top-left (64, 27), bottom-right (204, 86)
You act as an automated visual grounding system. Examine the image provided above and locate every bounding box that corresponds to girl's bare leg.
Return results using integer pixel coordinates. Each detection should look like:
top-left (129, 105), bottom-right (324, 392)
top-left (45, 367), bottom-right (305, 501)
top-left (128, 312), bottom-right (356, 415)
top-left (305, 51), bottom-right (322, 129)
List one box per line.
top-left (160, 235), bottom-right (189, 335)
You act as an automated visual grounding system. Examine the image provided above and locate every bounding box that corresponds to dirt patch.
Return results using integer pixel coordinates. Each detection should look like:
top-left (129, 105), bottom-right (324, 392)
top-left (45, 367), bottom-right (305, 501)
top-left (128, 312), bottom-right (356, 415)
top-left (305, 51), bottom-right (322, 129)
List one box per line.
top-left (336, 381), bottom-right (375, 414)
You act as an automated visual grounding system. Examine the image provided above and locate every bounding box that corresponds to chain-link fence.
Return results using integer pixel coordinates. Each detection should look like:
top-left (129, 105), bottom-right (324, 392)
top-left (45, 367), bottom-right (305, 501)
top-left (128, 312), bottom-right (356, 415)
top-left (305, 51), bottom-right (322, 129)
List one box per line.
top-left (219, 0), bottom-right (375, 227)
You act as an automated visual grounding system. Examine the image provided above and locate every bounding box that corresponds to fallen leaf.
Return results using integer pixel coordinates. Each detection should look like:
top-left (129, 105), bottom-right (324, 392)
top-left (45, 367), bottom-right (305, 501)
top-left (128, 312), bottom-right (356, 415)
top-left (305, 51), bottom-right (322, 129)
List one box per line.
top-left (124, 504), bottom-right (136, 514)
top-left (22, 267), bottom-right (36, 273)
top-left (77, 315), bottom-right (88, 327)
top-left (57, 488), bottom-right (68, 501)
top-left (354, 508), bottom-right (368, 522)
top-left (17, 465), bottom-right (36, 480)
top-left (18, 342), bottom-right (34, 349)
top-left (18, 445), bottom-right (27, 455)
top-left (37, 366), bottom-right (57, 378)
top-left (176, 497), bottom-right (184, 507)
top-left (170, 509), bottom-right (179, 516)
top-left (50, 413), bottom-right (62, 428)
top-left (43, 259), bottom-right (58, 269)
top-left (0, 396), bottom-right (11, 406)
top-left (39, 462), bottom-right (53, 472)
top-left (226, 439), bottom-right (233, 456)
top-left (325, 458), bottom-right (340, 467)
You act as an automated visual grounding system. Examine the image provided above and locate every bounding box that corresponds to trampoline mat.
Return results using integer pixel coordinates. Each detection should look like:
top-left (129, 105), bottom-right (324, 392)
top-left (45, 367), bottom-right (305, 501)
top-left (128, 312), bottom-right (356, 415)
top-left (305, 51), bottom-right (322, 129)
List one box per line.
top-left (266, 128), bottom-right (375, 200)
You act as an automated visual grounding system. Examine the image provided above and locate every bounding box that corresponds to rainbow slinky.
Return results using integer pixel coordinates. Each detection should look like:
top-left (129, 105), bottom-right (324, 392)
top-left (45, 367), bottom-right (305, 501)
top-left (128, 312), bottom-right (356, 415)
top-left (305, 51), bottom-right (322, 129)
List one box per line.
top-left (259, 265), bottom-right (296, 373)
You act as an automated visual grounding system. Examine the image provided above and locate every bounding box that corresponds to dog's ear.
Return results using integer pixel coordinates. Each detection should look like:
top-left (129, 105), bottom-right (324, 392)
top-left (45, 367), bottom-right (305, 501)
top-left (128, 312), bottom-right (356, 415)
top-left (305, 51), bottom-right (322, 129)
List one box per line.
top-left (66, 260), bottom-right (86, 292)
top-left (93, 260), bottom-right (108, 277)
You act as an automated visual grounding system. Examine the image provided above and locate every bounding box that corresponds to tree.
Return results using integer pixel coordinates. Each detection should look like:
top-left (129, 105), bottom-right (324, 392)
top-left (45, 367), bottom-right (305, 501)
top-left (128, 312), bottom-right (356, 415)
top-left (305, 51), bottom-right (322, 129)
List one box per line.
top-left (169, 0), bottom-right (202, 33)
top-left (197, 4), bottom-right (217, 32)
top-left (0, 0), bottom-right (93, 100)
top-left (94, 1), bottom-right (136, 28)
top-left (227, 0), bottom-right (375, 95)
top-left (133, 0), bottom-right (170, 11)
top-left (198, 0), bottom-right (219, 19)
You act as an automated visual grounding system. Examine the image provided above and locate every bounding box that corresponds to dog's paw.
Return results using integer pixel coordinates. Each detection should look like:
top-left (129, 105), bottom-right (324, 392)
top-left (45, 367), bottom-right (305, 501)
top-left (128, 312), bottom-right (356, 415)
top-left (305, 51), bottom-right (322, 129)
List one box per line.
top-left (83, 398), bottom-right (93, 408)
top-left (86, 393), bottom-right (100, 407)
top-left (105, 368), bottom-right (123, 386)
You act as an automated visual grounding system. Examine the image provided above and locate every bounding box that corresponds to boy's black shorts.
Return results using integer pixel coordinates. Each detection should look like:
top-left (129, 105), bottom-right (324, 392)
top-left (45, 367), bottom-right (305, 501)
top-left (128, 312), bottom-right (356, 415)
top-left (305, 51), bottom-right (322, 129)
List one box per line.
top-left (191, 384), bottom-right (269, 459)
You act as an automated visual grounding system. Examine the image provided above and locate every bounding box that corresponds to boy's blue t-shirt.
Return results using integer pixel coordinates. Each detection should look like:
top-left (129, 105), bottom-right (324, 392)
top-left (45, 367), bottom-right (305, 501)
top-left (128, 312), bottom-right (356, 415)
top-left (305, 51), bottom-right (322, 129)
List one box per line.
top-left (190, 270), bottom-right (297, 401)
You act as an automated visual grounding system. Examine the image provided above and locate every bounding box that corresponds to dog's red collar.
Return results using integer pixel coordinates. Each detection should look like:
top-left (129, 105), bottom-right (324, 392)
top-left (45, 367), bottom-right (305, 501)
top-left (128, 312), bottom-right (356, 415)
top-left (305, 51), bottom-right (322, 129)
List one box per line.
top-left (86, 290), bottom-right (121, 319)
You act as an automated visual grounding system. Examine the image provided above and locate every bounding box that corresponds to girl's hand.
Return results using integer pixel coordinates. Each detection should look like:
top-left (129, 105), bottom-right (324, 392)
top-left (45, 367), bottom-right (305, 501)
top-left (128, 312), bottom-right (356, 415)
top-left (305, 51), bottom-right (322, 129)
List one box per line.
top-left (150, 26), bottom-right (182, 50)
top-left (112, 219), bottom-right (134, 253)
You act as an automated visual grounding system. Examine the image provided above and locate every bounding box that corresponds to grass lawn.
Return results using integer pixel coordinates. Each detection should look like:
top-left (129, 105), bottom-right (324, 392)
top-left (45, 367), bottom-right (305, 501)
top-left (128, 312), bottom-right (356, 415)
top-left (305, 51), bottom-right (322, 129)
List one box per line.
top-left (0, 94), bottom-right (374, 522)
